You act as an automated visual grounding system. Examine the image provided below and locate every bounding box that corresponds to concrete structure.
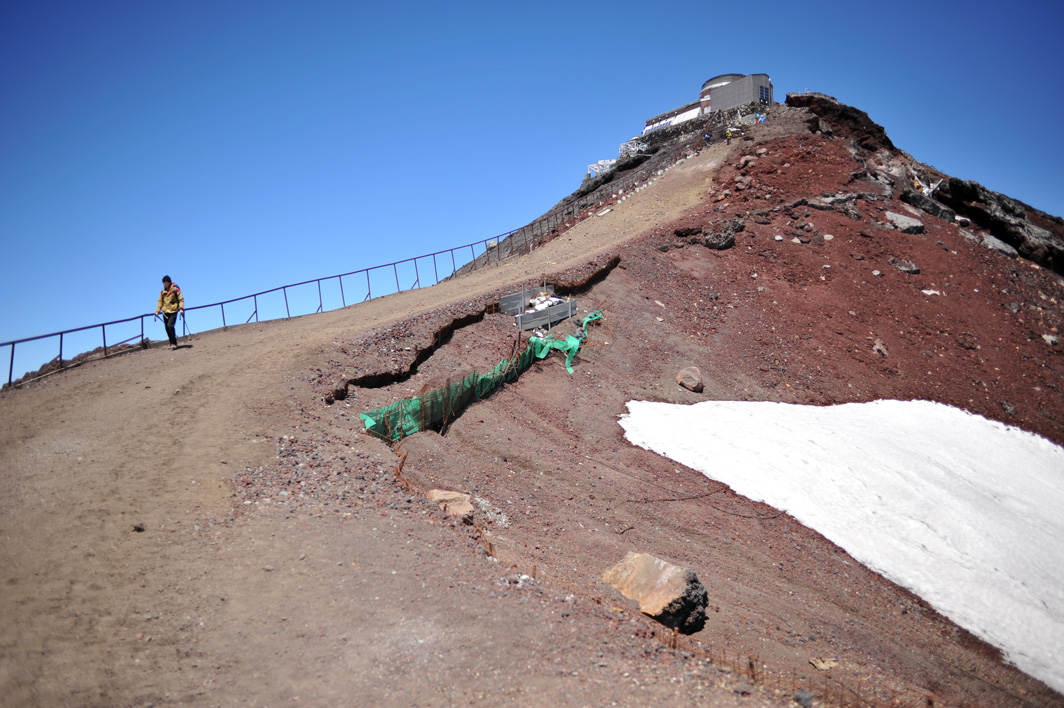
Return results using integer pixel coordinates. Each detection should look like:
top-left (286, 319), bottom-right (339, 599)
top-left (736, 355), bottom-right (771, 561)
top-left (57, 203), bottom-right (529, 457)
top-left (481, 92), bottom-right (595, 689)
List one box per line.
top-left (642, 101), bottom-right (703, 135)
top-left (699, 73), bottom-right (744, 113)
top-left (643, 73), bottom-right (773, 135)
top-left (707, 73), bottom-right (772, 113)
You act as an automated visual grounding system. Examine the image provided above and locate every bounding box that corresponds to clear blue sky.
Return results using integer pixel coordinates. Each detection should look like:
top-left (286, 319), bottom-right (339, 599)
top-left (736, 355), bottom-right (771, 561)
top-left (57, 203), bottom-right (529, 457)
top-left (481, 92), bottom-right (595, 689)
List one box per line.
top-left (2, 0), bottom-right (1062, 378)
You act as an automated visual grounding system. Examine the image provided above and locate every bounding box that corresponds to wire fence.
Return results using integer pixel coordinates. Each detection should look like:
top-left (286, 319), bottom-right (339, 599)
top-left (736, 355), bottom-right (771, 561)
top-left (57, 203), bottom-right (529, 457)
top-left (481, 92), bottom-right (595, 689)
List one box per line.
top-left (2, 120), bottom-right (710, 389)
top-left (1, 231), bottom-right (521, 387)
top-left (456, 139), bottom-right (703, 275)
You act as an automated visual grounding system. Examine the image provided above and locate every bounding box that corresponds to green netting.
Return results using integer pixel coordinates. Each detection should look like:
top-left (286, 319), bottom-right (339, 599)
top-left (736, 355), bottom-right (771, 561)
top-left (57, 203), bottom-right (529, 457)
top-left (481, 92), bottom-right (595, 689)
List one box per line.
top-left (360, 311), bottom-right (601, 442)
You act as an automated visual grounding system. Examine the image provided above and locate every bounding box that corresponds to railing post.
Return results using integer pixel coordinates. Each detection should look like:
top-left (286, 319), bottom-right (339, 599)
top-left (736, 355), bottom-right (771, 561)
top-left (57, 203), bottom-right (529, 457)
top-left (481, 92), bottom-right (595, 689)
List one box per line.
top-left (317, 280), bottom-right (323, 313)
top-left (469, 245), bottom-right (476, 271)
top-left (221, 302), bottom-right (227, 330)
top-left (366, 271), bottom-right (371, 301)
top-left (339, 276), bottom-right (346, 308)
top-left (102, 324), bottom-right (107, 355)
top-left (393, 263), bottom-right (399, 293)
top-left (8, 343), bottom-right (14, 386)
top-left (450, 249), bottom-right (456, 276)
top-left (139, 317), bottom-right (144, 346)
top-left (432, 254), bottom-right (439, 285)
top-left (414, 260), bottom-right (420, 289)
top-left (283, 287), bottom-right (291, 319)
top-left (254, 295), bottom-right (259, 322)
top-left (59, 332), bottom-right (64, 368)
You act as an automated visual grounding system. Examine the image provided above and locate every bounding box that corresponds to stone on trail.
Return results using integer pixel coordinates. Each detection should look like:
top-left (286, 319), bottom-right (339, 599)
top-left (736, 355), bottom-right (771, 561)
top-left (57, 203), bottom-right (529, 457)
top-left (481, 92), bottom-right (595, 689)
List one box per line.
top-left (601, 552), bottom-right (708, 634)
top-left (676, 366), bottom-right (704, 393)
top-left (426, 490), bottom-right (474, 522)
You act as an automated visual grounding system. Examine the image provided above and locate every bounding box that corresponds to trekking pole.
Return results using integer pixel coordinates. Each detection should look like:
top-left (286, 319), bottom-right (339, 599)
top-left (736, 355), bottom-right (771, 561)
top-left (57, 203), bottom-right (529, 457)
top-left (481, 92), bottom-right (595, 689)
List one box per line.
top-left (181, 312), bottom-right (194, 340)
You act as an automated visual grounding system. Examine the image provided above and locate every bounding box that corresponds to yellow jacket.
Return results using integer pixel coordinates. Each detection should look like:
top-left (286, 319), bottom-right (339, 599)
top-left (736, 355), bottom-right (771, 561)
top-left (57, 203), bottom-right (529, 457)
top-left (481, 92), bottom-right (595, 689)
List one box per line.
top-left (156, 283), bottom-right (185, 315)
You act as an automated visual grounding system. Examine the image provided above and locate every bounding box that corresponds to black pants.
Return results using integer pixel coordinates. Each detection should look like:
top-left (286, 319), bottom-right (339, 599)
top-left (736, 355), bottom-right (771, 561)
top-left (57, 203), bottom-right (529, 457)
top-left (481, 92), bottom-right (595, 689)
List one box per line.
top-left (162, 311), bottom-right (179, 346)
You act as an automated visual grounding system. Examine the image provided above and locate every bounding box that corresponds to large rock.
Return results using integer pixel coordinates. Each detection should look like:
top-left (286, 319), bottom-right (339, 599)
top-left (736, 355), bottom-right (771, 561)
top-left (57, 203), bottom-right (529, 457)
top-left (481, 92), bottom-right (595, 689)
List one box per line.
top-left (602, 552), bottom-right (708, 634)
top-left (703, 231), bottom-right (735, 250)
top-left (885, 211), bottom-right (925, 234)
top-left (934, 177), bottom-right (1064, 274)
top-left (981, 232), bottom-right (1020, 258)
top-left (900, 189), bottom-right (956, 223)
top-left (700, 215), bottom-right (743, 250)
top-left (676, 366), bottom-right (704, 393)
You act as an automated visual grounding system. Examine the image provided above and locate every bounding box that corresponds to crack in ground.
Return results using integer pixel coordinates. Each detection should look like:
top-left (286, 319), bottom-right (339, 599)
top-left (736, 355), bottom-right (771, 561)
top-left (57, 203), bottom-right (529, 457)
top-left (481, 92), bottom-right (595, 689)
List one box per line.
top-left (323, 256), bottom-right (621, 407)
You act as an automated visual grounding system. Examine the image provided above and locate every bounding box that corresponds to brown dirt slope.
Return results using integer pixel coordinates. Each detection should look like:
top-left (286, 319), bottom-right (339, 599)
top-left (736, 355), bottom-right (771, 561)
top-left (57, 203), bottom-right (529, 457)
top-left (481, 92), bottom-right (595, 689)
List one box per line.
top-left (2, 96), bottom-right (1063, 708)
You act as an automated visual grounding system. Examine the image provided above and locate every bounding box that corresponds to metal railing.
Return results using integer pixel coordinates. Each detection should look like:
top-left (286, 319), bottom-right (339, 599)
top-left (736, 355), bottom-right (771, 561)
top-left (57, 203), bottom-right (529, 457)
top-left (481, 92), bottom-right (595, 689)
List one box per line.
top-left (2, 230), bottom-right (521, 387)
top-left (3, 123), bottom-right (708, 388)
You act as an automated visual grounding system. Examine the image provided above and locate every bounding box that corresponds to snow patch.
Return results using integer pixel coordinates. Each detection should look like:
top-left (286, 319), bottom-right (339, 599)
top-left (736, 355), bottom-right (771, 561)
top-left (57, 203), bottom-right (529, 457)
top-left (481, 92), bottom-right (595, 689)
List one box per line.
top-left (620, 398), bottom-right (1064, 693)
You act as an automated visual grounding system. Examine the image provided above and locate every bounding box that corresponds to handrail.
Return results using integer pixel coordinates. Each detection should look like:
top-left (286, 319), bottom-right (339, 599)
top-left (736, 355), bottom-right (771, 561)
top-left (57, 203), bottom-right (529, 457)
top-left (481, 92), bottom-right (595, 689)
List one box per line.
top-left (3, 138), bottom-right (691, 387)
top-left (2, 228), bottom-right (519, 387)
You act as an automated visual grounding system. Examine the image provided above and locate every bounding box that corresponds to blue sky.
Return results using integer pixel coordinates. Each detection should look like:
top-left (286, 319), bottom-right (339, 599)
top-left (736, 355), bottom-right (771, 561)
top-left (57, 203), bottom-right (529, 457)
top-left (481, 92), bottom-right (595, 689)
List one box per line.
top-left (2, 0), bottom-right (1062, 379)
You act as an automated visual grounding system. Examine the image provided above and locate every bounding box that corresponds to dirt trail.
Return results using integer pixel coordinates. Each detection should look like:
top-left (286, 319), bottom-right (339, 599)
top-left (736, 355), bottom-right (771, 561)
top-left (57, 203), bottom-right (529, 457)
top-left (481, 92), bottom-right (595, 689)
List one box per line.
top-left (1, 145), bottom-right (756, 707)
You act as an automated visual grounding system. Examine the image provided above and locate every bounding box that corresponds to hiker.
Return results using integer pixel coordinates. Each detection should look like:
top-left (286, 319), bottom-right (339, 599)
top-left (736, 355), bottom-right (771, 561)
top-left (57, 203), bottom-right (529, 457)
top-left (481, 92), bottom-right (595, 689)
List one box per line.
top-left (726, 130), bottom-right (732, 145)
top-left (155, 275), bottom-right (185, 349)
top-left (703, 131), bottom-right (712, 147)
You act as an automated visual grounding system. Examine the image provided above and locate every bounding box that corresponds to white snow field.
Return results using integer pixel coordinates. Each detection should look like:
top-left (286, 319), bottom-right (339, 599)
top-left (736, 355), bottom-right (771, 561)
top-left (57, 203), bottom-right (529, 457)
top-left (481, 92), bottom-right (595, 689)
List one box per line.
top-left (619, 398), bottom-right (1064, 693)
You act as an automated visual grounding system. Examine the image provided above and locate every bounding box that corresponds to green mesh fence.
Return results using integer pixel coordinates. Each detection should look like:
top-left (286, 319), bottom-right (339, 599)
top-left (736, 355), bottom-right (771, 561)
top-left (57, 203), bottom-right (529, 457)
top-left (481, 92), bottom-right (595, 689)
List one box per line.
top-left (360, 311), bottom-right (601, 443)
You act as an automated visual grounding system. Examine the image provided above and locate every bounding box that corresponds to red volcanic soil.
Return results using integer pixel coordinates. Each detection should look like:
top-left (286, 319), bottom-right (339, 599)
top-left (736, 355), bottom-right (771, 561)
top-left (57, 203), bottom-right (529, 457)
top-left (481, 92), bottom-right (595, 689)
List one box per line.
top-left (2, 100), bottom-right (1062, 707)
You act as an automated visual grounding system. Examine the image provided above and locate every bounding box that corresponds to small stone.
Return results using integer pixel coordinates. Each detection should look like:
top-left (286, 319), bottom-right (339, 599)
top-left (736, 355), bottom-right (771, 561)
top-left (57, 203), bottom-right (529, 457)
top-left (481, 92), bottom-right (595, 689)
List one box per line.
top-left (427, 490), bottom-right (474, 522)
top-left (794, 689), bottom-right (814, 707)
top-left (889, 257), bottom-right (920, 275)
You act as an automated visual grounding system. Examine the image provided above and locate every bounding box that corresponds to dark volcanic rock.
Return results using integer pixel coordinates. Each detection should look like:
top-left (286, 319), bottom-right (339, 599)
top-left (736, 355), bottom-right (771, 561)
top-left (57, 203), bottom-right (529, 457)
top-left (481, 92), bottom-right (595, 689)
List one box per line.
top-left (900, 189), bottom-right (956, 223)
top-left (785, 92), bottom-right (895, 153)
top-left (934, 178), bottom-right (1064, 274)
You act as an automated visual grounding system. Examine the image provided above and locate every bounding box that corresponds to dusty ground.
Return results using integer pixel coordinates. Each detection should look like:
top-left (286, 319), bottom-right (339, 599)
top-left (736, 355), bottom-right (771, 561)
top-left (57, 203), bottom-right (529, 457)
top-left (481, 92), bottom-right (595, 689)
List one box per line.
top-left (2, 104), bottom-right (1063, 708)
